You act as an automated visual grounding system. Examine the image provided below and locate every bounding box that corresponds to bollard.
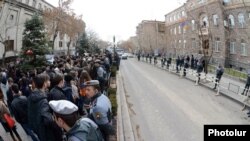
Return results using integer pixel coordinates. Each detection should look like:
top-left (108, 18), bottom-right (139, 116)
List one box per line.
top-left (215, 80), bottom-right (220, 96)
top-left (195, 73), bottom-right (199, 85)
top-left (204, 73), bottom-right (207, 83)
top-left (180, 68), bottom-right (183, 78)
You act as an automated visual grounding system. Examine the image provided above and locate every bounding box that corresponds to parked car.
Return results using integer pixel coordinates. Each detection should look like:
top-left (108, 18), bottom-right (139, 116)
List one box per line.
top-left (121, 53), bottom-right (128, 60)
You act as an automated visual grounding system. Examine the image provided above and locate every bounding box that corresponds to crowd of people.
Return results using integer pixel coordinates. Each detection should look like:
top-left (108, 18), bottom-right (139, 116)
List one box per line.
top-left (0, 50), bottom-right (120, 141)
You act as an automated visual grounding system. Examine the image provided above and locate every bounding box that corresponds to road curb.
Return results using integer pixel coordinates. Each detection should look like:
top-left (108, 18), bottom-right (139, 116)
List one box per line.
top-left (117, 73), bottom-right (135, 141)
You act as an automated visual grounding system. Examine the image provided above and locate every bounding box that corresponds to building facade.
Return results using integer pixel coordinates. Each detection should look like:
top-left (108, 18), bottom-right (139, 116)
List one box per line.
top-left (164, 0), bottom-right (250, 70)
top-left (0, 0), bottom-right (83, 60)
top-left (136, 20), bottom-right (166, 55)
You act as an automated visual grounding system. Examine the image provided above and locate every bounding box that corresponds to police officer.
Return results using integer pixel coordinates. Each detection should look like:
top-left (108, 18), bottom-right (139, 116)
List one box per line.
top-left (84, 80), bottom-right (114, 141)
top-left (49, 100), bottom-right (104, 141)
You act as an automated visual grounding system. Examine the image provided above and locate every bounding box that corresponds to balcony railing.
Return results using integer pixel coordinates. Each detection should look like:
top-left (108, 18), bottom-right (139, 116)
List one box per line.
top-left (198, 27), bottom-right (209, 36)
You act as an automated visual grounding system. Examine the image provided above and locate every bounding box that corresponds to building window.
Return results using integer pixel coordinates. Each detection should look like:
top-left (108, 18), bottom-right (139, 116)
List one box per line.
top-left (38, 3), bottom-right (42, 10)
top-left (228, 15), bottom-right (235, 27)
top-left (214, 38), bottom-right (220, 52)
top-left (181, 11), bottom-right (185, 17)
top-left (229, 41), bottom-right (235, 54)
top-left (174, 27), bottom-right (176, 35)
top-left (26, 0), bottom-right (29, 5)
top-left (175, 40), bottom-right (177, 48)
top-left (170, 16), bottom-right (172, 22)
top-left (192, 20), bottom-right (195, 31)
top-left (201, 16), bottom-right (209, 27)
top-left (4, 40), bottom-right (14, 52)
top-left (238, 13), bottom-right (245, 28)
top-left (32, 0), bottom-right (37, 7)
top-left (59, 41), bottom-right (63, 47)
top-left (213, 14), bottom-right (219, 26)
top-left (183, 40), bottom-right (186, 48)
top-left (241, 42), bottom-right (247, 56)
top-left (179, 25), bottom-right (182, 34)
top-left (179, 40), bottom-right (182, 48)
top-left (9, 15), bottom-right (14, 20)
top-left (192, 38), bottom-right (196, 48)
top-left (223, 0), bottom-right (231, 4)
top-left (198, 0), bottom-right (205, 4)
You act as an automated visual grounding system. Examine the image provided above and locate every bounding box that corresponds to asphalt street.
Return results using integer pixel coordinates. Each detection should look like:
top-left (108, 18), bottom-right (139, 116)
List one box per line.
top-left (119, 58), bottom-right (250, 141)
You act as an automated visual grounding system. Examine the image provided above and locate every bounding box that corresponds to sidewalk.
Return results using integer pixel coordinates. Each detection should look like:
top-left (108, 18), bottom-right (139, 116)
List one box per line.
top-left (139, 58), bottom-right (250, 109)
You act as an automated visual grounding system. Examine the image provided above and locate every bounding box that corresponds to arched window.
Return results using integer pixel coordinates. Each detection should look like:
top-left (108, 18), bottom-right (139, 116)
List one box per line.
top-left (238, 13), bottom-right (245, 28)
top-left (228, 14), bottom-right (235, 27)
top-left (201, 16), bottom-right (209, 27)
top-left (192, 20), bottom-right (195, 30)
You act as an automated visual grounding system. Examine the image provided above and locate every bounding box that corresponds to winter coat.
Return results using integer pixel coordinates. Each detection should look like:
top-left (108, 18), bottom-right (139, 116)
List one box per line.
top-left (28, 89), bottom-right (59, 141)
top-left (48, 86), bottom-right (67, 101)
top-left (66, 118), bottom-right (104, 141)
top-left (246, 76), bottom-right (250, 85)
top-left (63, 84), bottom-right (74, 103)
top-left (11, 95), bottom-right (28, 124)
top-left (216, 67), bottom-right (224, 79)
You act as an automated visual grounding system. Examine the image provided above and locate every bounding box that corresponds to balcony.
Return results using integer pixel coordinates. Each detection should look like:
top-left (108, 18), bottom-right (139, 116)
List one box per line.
top-left (198, 27), bottom-right (209, 36)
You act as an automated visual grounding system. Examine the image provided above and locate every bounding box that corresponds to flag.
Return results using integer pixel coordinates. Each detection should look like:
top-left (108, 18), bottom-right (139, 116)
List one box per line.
top-left (180, 21), bottom-right (187, 27)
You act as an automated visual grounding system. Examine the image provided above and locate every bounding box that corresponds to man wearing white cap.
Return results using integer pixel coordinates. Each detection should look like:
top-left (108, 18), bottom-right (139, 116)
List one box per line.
top-left (49, 100), bottom-right (104, 141)
top-left (84, 80), bottom-right (114, 141)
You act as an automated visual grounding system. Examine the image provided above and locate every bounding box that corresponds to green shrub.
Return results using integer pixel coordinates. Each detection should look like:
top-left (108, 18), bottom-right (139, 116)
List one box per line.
top-left (108, 88), bottom-right (117, 116)
top-left (110, 66), bottom-right (117, 77)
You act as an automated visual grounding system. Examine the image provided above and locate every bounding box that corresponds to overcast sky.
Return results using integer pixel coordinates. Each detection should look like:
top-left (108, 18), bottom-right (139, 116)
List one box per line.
top-left (49, 0), bottom-right (184, 42)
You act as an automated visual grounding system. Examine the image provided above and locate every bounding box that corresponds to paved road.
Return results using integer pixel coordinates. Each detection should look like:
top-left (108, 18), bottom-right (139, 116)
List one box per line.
top-left (119, 59), bottom-right (250, 141)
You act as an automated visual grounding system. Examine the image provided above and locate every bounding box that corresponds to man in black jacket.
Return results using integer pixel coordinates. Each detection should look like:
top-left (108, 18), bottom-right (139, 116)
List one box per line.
top-left (48, 73), bottom-right (67, 101)
top-left (28, 73), bottom-right (61, 141)
top-left (213, 65), bottom-right (224, 90)
top-left (11, 84), bottom-right (39, 141)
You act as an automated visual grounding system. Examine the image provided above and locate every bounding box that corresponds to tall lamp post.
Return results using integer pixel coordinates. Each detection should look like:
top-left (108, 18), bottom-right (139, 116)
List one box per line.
top-left (113, 35), bottom-right (116, 54)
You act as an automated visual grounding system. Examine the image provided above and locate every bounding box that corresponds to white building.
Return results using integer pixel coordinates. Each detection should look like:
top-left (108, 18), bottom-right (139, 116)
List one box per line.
top-left (0, 0), bottom-right (81, 60)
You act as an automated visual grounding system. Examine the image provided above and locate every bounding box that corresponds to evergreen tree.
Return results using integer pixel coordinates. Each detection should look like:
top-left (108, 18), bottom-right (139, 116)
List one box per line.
top-left (21, 14), bottom-right (49, 69)
top-left (76, 33), bottom-right (89, 55)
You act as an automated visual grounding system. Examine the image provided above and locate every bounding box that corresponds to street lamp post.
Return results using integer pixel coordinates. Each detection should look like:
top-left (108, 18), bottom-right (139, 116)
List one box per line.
top-left (113, 35), bottom-right (116, 54)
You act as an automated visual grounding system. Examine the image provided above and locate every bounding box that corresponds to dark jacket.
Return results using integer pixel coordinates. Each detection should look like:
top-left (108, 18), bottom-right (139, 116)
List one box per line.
top-left (63, 83), bottom-right (74, 103)
top-left (48, 86), bottom-right (67, 101)
top-left (216, 67), bottom-right (224, 79)
top-left (6, 89), bottom-right (14, 110)
top-left (11, 95), bottom-right (28, 124)
top-left (28, 89), bottom-right (57, 141)
top-left (247, 76), bottom-right (250, 85)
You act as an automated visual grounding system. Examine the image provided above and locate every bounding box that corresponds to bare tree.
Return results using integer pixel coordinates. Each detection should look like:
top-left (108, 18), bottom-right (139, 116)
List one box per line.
top-left (43, 0), bottom-right (74, 53)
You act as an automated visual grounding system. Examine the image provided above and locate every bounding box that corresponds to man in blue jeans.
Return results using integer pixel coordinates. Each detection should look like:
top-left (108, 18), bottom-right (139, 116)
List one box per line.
top-left (10, 84), bottom-right (39, 141)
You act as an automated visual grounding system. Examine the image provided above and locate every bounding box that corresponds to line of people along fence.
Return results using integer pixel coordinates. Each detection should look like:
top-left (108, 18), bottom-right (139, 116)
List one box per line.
top-left (138, 54), bottom-right (250, 117)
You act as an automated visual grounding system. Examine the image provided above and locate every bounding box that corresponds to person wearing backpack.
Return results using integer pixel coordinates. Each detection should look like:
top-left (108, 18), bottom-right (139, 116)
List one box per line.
top-left (49, 100), bottom-right (104, 141)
